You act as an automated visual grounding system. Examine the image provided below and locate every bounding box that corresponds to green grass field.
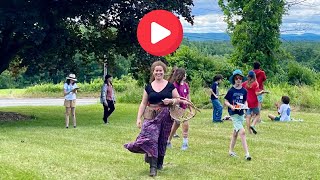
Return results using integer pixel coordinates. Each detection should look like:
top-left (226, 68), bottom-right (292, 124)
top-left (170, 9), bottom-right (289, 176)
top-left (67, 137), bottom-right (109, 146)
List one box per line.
top-left (0, 104), bottom-right (319, 179)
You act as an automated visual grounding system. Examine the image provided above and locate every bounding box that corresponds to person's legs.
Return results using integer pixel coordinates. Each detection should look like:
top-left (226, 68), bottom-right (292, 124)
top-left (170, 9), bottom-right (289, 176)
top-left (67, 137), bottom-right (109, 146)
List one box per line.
top-left (229, 130), bottom-right (238, 155)
top-left (245, 111), bottom-right (252, 134)
top-left (103, 104), bottom-right (109, 123)
top-left (71, 107), bottom-right (76, 128)
top-left (65, 107), bottom-right (70, 128)
top-left (158, 110), bottom-right (174, 170)
top-left (181, 121), bottom-right (189, 150)
top-left (167, 121), bottom-right (180, 148)
top-left (105, 100), bottom-right (115, 119)
top-left (107, 100), bottom-right (115, 116)
top-left (268, 114), bottom-right (276, 120)
top-left (249, 108), bottom-right (260, 134)
top-left (239, 128), bottom-right (251, 160)
top-left (212, 99), bottom-right (223, 122)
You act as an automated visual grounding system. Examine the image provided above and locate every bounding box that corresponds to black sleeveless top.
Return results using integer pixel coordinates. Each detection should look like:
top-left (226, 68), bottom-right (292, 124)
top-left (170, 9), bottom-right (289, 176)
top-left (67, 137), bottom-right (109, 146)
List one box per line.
top-left (145, 82), bottom-right (175, 104)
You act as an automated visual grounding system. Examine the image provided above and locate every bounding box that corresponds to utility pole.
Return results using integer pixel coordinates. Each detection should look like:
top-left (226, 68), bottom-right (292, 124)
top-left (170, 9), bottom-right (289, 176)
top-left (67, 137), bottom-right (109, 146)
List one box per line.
top-left (103, 55), bottom-right (108, 79)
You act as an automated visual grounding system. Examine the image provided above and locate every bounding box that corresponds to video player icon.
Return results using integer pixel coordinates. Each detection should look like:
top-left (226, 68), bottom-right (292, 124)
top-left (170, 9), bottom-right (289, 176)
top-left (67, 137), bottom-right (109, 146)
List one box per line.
top-left (137, 10), bottom-right (183, 57)
top-left (151, 22), bottom-right (171, 44)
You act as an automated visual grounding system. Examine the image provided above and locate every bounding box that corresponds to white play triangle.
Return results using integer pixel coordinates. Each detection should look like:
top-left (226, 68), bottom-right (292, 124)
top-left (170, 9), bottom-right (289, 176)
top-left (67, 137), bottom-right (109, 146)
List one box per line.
top-left (151, 22), bottom-right (171, 44)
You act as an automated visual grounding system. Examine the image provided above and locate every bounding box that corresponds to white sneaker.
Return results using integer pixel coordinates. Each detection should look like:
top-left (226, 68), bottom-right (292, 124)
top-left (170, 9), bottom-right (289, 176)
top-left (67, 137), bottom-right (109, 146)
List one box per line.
top-left (245, 155), bottom-right (252, 161)
top-left (167, 142), bottom-right (172, 148)
top-left (181, 143), bottom-right (188, 150)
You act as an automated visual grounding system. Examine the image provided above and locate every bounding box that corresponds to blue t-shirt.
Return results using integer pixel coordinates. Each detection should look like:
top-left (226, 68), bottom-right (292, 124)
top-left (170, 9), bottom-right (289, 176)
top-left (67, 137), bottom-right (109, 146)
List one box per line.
top-left (211, 82), bottom-right (219, 100)
top-left (224, 87), bottom-right (247, 116)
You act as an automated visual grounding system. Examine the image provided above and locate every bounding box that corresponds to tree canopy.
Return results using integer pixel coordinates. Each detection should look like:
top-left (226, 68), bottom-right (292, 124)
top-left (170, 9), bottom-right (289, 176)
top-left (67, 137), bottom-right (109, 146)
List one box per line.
top-left (218, 0), bottom-right (286, 74)
top-left (0, 0), bottom-right (194, 77)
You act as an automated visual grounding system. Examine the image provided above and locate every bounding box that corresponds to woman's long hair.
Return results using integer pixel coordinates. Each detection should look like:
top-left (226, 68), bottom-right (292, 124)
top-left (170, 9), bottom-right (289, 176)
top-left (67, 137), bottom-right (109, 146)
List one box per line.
top-left (169, 68), bottom-right (186, 84)
top-left (246, 74), bottom-right (256, 88)
top-left (168, 66), bottom-right (177, 83)
top-left (149, 61), bottom-right (167, 82)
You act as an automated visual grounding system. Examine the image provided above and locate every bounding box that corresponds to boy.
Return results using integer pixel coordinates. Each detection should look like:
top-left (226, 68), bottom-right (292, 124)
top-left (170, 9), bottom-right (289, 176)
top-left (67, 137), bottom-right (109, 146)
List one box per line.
top-left (210, 74), bottom-right (224, 123)
top-left (224, 70), bottom-right (251, 160)
top-left (268, 96), bottom-right (291, 121)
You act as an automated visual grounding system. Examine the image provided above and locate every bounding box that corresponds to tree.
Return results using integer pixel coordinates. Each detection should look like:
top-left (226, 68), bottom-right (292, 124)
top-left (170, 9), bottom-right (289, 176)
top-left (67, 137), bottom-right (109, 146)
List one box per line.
top-left (218, 0), bottom-right (286, 74)
top-left (0, 0), bottom-right (194, 77)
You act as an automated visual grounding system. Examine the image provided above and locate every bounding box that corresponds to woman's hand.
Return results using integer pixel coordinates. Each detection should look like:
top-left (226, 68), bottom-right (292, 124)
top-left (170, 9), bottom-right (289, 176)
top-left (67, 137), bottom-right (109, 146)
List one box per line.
top-left (162, 98), bottom-right (173, 105)
top-left (180, 99), bottom-right (191, 106)
top-left (136, 118), bottom-right (142, 129)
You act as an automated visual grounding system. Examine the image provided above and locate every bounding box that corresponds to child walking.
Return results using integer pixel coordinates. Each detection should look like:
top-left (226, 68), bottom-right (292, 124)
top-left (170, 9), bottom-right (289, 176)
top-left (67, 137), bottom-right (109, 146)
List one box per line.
top-left (242, 71), bottom-right (264, 134)
top-left (167, 68), bottom-right (190, 150)
top-left (224, 70), bottom-right (251, 160)
top-left (268, 96), bottom-right (291, 121)
top-left (210, 74), bottom-right (224, 123)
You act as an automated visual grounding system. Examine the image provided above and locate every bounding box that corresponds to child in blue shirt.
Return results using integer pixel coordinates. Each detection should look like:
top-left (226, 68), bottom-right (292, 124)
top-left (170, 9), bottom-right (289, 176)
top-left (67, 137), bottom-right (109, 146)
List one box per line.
top-left (210, 74), bottom-right (224, 123)
top-left (224, 70), bottom-right (251, 160)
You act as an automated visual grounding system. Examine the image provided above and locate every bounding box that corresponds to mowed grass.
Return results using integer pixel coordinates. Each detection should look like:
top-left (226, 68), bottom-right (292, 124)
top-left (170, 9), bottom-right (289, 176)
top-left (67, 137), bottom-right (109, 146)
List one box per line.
top-left (0, 104), bottom-right (320, 179)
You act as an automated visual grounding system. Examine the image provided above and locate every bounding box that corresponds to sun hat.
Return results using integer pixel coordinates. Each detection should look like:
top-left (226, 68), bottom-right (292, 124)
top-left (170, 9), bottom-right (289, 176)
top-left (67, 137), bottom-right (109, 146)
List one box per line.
top-left (66, 74), bottom-right (77, 81)
top-left (229, 69), bottom-right (246, 84)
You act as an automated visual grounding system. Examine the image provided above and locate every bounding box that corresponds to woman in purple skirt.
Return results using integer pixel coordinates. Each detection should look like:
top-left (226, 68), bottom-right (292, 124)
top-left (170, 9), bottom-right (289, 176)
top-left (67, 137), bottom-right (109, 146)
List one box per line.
top-left (124, 61), bottom-right (187, 177)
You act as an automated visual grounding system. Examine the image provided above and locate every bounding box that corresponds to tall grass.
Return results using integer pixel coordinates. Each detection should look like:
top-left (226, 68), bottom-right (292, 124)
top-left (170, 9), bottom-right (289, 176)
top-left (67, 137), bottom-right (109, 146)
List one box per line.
top-left (1, 76), bottom-right (320, 111)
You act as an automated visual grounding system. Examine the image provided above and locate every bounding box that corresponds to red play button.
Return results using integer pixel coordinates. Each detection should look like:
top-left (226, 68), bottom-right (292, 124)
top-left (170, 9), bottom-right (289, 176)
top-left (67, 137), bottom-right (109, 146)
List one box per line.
top-left (137, 10), bottom-right (183, 56)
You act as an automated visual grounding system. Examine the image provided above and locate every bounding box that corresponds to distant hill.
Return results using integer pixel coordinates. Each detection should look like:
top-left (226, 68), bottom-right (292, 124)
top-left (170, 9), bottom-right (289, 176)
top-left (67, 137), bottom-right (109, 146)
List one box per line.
top-left (184, 33), bottom-right (320, 41)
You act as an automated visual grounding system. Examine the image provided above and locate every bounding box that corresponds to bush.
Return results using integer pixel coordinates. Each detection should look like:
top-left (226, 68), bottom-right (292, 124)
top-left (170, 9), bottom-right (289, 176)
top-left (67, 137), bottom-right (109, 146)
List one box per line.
top-left (288, 62), bottom-right (317, 85)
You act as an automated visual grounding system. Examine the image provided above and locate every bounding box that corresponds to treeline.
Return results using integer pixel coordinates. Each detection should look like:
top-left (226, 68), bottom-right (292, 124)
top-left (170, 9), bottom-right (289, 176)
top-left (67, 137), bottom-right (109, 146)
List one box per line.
top-left (1, 41), bottom-right (320, 89)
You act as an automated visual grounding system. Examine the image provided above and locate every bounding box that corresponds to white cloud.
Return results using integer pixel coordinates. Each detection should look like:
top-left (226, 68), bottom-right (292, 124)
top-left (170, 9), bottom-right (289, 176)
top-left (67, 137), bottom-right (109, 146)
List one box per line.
top-left (184, 0), bottom-right (320, 34)
top-left (181, 14), bottom-right (227, 33)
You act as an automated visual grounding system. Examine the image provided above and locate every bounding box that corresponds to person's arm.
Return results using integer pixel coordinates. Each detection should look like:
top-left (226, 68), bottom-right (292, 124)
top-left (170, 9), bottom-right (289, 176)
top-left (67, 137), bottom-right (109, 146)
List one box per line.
top-left (63, 84), bottom-right (69, 96)
top-left (254, 83), bottom-right (264, 95)
top-left (101, 84), bottom-right (108, 106)
top-left (210, 83), bottom-right (218, 98)
top-left (224, 99), bottom-right (235, 111)
top-left (72, 84), bottom-right (78, 94)
top-left (187, 84), bottom-right (190, 101)
top-left (136, 90), bottom-right (148, 128)
top-left (210, 89), bottom-right (218, 98)
top-left (277, 104), bottom-right (283, 115)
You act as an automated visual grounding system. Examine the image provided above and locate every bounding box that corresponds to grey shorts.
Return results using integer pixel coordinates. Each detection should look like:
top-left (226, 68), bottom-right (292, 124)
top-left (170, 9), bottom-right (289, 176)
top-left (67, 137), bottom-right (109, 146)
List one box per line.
top-left (246, 107), bottom-right (260, 115)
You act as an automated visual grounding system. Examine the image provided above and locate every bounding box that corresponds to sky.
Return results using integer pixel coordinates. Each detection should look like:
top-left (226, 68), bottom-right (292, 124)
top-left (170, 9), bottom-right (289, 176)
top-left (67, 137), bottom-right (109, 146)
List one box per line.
top-left (181, 0), bottom-right (320, 34)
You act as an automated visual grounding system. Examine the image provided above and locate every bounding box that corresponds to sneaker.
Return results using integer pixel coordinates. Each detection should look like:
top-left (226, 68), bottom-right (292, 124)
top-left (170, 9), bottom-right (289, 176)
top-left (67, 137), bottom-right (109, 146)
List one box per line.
top-left (229, 152), bottom-right (237, 157)
top-left (245, 155), bottom-right (252, 161)
top-left (74, 126), bottom-right (76, 128)
top-left (173, 134), bottom-right (180, 138)
top-left (167, 142), bottom-right (172, 148)
top-left (250, 126), bottom-right (257, 134)
top-left (66, 126), bottom-right (68, 129)
top-left (222, 116), bottom-right (231, 121)
top-left (181, 143), bottom-right (188, 150)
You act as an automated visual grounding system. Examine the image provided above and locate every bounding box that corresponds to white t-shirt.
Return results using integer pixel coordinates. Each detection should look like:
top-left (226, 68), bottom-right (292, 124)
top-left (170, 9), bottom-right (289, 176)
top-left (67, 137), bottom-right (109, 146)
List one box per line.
top-left (278, 104), bottom-right (291, 121)
top-left (64, 83), bottom-right (78, 100)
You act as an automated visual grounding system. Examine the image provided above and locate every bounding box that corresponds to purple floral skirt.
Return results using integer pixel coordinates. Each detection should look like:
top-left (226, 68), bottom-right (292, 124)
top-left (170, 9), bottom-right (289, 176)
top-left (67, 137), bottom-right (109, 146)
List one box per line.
top-left (124, 107), bottom-right (173, 158)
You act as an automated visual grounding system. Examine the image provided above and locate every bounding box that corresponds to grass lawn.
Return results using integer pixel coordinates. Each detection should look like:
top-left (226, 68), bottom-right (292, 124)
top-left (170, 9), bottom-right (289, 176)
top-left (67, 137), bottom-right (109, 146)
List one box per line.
top-left (0, 104), bottom-right (319, 179)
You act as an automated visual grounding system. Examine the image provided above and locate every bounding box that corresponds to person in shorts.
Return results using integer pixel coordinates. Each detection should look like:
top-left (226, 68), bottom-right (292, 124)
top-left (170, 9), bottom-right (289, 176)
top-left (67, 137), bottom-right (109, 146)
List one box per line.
top-left (64, 74), bottom-right (78, 128)
top-left (242, 71), bottom-right (265, 134)
top-left (224, 69), bottom-right (251, 161)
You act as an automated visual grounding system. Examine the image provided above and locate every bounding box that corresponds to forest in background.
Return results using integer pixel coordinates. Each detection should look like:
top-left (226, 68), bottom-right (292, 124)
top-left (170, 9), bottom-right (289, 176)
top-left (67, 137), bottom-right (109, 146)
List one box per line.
top-left (1, 40), bottom-right (319, 89)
